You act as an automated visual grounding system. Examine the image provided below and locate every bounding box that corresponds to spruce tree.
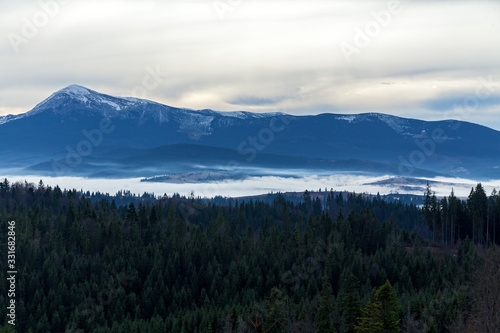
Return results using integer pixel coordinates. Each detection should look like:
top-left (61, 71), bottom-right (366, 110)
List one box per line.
top-left (315, 274), bottom-right (336, 333)
top-left (341, 273), bottom-right (361, 333)
top-left (355, 280), bottom-right (399, 333)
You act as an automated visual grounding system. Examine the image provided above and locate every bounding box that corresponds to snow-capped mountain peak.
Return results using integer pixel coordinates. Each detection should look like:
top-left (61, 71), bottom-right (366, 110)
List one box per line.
top-left (59, 84), bottom-right (93, 97)
top-left (9, 85), bottom-right (286, 127)
top-left (26, 84), bottom-right (147, 118)
top-left (1, 85), bottom-right (290, 126)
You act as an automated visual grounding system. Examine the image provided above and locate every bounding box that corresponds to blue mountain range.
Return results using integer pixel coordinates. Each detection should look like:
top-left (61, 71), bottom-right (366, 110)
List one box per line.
top-left (1, 85), bottom-right (499, 180)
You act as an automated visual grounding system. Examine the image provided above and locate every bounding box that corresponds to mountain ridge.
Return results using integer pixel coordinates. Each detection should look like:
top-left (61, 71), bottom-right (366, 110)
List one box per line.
top-left (1, 85), bottom-right (500, 179)
top-left (5, 84), bottom-right (487, 132)
top-left (4, 84), bottom-right (285, 123)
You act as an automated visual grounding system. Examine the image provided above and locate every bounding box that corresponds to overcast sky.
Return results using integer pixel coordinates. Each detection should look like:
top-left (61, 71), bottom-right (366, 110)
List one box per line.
top-left (1, 0), bottom-right (499, 128)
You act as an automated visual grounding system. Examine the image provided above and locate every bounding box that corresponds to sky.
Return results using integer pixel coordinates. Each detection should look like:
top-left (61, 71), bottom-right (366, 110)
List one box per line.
top-left (1, 0), bottom-right (500, 129)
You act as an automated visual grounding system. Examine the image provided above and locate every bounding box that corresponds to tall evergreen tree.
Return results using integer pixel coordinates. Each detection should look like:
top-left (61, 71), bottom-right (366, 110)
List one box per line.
top-left (468, 183), bottom-right (487, 245)
top-left (265, 287), bottom-right (285, 333)
top-left (315, 274), bottom-right (336, 333)
top-left (423, 182), bottom-right (434, 241)
top-left (341, 273), bottom-right (361, 333)
top-left (355, 280), bottom-right (399, 333)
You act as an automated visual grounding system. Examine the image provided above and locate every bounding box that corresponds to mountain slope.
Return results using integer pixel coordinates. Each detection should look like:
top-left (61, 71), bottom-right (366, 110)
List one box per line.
top-left (25, 143), bottom-right (442, 179)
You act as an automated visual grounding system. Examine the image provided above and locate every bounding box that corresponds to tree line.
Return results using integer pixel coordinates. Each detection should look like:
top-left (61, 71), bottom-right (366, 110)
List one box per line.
top-left (0, 178), bottom-right (498, 332)
top-left (423, 182), bottom-right (500, 247)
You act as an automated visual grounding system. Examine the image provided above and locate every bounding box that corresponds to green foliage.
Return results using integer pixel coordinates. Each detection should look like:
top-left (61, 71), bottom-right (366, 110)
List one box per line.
top-left (0, 179), bottom-right (494, 332)
top-left (265, 287), bottom-right (285, 332)
top-left (315, 275), bottom-right (336, 333)
top-left (0, 324), bottom-right (16, 333)
top-left (354, 281), bottom-right (399, 333)
top-left (341, 273), bottom-right (361, 333)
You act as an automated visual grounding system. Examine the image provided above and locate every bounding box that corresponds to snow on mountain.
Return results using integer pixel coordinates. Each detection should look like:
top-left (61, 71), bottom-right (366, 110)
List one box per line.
top-left (0, 85), bottom-right (298, 140)
top-left (374, 113), bottom-right (411, 135)
top-left (59, 84), bottom-right (92, 102)
top-left (0, 85), bottom-right (427, 140)
top-left (335, 115), bottom-right (357, 123)
top-left (27, 84), bottom-right (138, 117)
top-left (2, 85), bottom-right (500, 179)
top-left (1, 85), bottom-right (284, 128)
top-left (213, 111), bottom-right (248, 119)
top-left (333, 113), bottom-right (414, 136)
top-left (0, 113), bottom-right (27, 125)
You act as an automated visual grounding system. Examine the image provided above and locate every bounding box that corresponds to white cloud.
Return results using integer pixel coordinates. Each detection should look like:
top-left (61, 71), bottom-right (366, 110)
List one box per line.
top-left (1, 0), bottom-right (499, 128)
top-left (4, 173), bottom-right (499, 199)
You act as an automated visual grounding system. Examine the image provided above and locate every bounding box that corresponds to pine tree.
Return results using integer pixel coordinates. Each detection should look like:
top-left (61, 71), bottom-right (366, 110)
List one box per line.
top-left (304, 190), bottom-right (312, 213)
top-left (313, 197), bottom-right (323, 216)
top-left (423, 182), bottom-right (434, 241)
top-left (448, 188), bottom-right (458, 245)
top-left (341, 273), bottom-right (361, 333)
top-left (468, 184), bottom-right (487, 245)
top-left (265, 287), bottom-right (285, 333)
top-left (355, 280), bottom-right (399, 333)
top-left (315, 274), bottom-right (336, 333)
top-left (355, 298), bottom-right (384, 333)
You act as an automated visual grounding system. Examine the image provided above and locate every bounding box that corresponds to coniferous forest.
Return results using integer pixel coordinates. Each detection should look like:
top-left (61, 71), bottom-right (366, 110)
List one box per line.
top-left (0, 179), bottom-right (499, 332)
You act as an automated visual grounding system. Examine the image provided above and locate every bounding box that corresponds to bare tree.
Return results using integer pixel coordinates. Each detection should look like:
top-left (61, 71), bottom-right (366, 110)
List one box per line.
top-left (465, 249), bottom-right (500, 332)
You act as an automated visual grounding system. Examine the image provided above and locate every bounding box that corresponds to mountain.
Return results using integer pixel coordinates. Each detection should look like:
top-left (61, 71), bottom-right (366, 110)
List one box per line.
top-left (1, 84), bottom-right (499, 179)
top-left (26, 143), bottom-right (441, 179)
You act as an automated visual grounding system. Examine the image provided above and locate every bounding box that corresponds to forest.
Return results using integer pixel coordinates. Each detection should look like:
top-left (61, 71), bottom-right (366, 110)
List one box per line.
top-left (0, 178), bottom-right (499, 332)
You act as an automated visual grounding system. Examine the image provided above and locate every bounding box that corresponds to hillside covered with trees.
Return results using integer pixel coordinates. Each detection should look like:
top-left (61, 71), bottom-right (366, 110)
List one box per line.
top-left (0, 179), bottom-right (499, 332)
